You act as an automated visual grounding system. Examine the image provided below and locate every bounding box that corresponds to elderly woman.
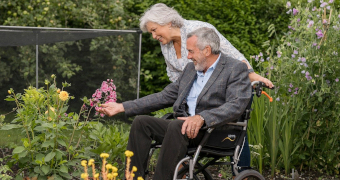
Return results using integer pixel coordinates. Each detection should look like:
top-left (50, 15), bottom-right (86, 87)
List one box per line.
top-left (139, 3), bottom-right (272, 176)
top-left (140, 3), bottom-right (274, 88)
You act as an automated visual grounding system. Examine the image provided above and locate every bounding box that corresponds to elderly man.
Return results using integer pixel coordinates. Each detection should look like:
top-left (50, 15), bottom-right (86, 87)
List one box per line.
top-left (99, 27), bottom-right (252, 179)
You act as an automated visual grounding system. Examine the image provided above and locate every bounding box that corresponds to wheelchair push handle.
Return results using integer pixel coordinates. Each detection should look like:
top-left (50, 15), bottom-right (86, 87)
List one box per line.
top-left (251, 81), bottom-right (274, 101)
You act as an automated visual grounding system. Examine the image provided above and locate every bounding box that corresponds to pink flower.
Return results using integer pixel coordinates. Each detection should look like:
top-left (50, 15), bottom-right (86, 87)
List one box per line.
top-left (286, 2), bottom-right (291, 8)
top-left (218, 173), bottom-right (222, 178)
top-left (293, 8), bottom-right (299, 15)
top-left (316, 30), bottom-right (324, 39)
top-left (307, 20), bottom-right (314, 28)
top-left (101, 81), bottom-right (109, 93)
top-left (320, 2), bottom-right (328, 7)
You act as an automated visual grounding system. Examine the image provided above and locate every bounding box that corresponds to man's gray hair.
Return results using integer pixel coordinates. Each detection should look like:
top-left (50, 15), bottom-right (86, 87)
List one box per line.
top-left (139, 3), bottom-right (184, 32)
top-left (187, 27), bottom-right (221, 54)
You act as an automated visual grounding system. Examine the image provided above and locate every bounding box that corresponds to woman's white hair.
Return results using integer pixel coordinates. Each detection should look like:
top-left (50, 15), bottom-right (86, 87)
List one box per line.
top-left (139, 3), bottom-right (184, 32)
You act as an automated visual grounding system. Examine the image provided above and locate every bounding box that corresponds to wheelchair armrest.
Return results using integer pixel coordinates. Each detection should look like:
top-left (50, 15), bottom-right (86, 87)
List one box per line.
top-left (198, 128), bottom-right (214, 147)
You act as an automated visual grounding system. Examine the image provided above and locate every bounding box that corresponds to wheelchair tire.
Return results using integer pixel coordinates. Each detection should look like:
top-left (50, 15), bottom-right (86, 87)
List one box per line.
top-left (234, 170), bottom-right (265, 180)
top-left (176, 162), bottom-right (213, 180)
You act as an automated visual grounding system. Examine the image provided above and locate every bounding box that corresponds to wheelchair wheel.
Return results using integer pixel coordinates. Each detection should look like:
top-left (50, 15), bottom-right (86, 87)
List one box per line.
top-left (176, 162), bottom-right (213, 180)
top-left (234, 170), bottom-right (265, 180)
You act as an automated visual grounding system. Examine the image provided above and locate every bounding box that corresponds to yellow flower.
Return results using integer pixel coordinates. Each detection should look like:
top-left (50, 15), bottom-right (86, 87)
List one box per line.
top-left (94, 173), bottom-right (99, 178)
top-left (88, 159), bottom-right (94, 166)
top-left (8, 90), bottom-right (11, 94)
top-left (81, 160), bottom-right (87, 167)
top-left (107, 174), bottom-right (113, 179)
top-left (106, 164), bottom-right (113, 170)
top-left (132, 166), bottom-right (137, 172)
top-left (137, 177), bottom-right (144, 180)
top-left (57, 88), bottom-right (61, 93)
top-left (112, 172), bottom-right (118, 177)
top-left (125, 150), bottom-right (134, 157)
top-left (112, 166), bottom-right (118, 173)
top-left (131, 173), bottom-right (135, 177)
top-left (59, 91), bottom-right (69, 101)
top-left (51, 74), bottom-right (55, 78)
top-left (100, 153), bottom-right (109, 159)
top-left (81, 173), bottom-right (88, 179)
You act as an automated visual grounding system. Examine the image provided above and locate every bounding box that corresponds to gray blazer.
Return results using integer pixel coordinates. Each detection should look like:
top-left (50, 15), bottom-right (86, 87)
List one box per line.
top-left (123, 53), bottom-right (252, 128)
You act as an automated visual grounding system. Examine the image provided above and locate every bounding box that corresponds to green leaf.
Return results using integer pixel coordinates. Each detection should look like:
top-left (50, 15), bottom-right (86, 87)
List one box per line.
top-left (15, 175), bottom-right (24, 180)
top-left (34, 126), bottom-right (46, 131)
top-left (12, 146), bottom-right (25, 154)
top-left (1, 124), bottom-right (22, 130)
top-left (41, 140), bottom-right (54, 148)
top-left (59, 172), bottom-right (72, 179)
top-left (59, 165), bottom-right (68, 173)
top-left (41, 165), bottom-right (50, 175)
top-left (45, 152), bottom-right (56, 162)
top-left (4, 97), bottom-right (15, 101)
top-left (18, 150), bottom-right (28, 158)
top-left (57, 139), bottom-right (67, 147)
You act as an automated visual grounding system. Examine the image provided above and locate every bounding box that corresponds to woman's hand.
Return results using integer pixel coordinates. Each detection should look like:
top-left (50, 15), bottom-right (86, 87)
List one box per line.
top-left (249, 72), bottom-right (274, 88)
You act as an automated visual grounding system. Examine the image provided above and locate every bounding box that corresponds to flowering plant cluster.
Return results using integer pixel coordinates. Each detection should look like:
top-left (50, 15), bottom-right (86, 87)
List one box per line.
top-left (80, 151), bottom-right (143, 180)
top-left (249, 0), bottom-right (340, 175)
top-left (90, 79), bottom-right (117, 117)
top-left (0, 75), bottom-right (120, 179)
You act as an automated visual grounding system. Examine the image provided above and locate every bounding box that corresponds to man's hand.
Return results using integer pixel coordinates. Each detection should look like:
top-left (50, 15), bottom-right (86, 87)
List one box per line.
top-left (97, 102), bottom-right (125, 117)
top-left (177, 115), bottom-right (204, 139)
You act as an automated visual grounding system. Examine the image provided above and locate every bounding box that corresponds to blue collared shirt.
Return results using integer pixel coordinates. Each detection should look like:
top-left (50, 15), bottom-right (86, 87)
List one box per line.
top-left (186, 54), bottom-right (221, 116)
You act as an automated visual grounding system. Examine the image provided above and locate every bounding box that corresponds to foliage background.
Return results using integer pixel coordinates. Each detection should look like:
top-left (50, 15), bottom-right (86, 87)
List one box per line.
top-left (1, 0), bottom-right (340, 177)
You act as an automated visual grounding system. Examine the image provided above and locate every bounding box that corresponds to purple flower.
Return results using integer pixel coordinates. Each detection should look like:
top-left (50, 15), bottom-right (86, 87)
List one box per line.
top-left (312, 6), bottom-right (317, 11)
top-left (266, 57), bottom-right (270, 61)
top-left (287, 42), bottom-right (291, 46)
top-left (286, 9), bottom-right (292, 14)
top-left (286, 1), bottom-right (291, 8)
top-left (293, 8), bottom-right (299, 15)
top-left (327, 6), bottom-right (331, 10)
top-left (302, 70), bottom-right (306, 74)
top-left (276, 97), bottom-right (280, 101)
top-left (329, 0), bottom-right (334, 3)
top-left (320, 2), bottom-right (328, 7)
top-left (323, 19), bottom-right (328, 24)
top-left (312, 42), bottom-right (317, 46)
top-left (255, 55), bottom-right (259, 61)
top-left (338, 14), bottom-right (340, 19)
top-left (295, 87), bottom-right (299, 91)
top-left (301, 57), bottom-right (306, 62)
top-left (314, 109), bottom-right (318, 112)
top-left (270, 66), bottom-right (274, 70)
top-left (326, 80), bottom-right (330, 84)
top-left (294, 50), bottom-right (298, 54)
top-left (289, 83), bottom-right (293, 88)
top-left (288, 88), bottom-right (292, 92)
top-left (277, 51), bottom-right (282, 58)
top-left (297, 18), bottom-right (300, 22)
top-left (288, 25), bottom-right (292, 29)
top-left (294, 91), bottom-right (298, 94)
top-left (292, 54), bottom-right (296, 58)
top-left (336, 78), bottom-right (339, 82)
top-left (316, 30), bottom-right (324, 39)
top-left (308, 20), bottom-right (314, 28)
top-left (259, 52), bottom-right (263, 57)
top-left (317, 46), bottom-right (320, 49)
top-left (260, 58), bottom-right (264, 62)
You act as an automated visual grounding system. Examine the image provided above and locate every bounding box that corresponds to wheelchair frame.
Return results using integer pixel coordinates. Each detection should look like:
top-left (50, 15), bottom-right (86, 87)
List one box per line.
top-left (144, 81), bottom-right (271, 180)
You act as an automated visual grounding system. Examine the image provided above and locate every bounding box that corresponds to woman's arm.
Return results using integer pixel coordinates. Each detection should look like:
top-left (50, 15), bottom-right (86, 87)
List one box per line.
top-left (242, 60), bottom-right (274, 88)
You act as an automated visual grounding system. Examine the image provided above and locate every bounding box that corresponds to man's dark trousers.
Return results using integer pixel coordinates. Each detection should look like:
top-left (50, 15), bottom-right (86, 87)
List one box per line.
top-left (127, 115), bottom-right (205, 180)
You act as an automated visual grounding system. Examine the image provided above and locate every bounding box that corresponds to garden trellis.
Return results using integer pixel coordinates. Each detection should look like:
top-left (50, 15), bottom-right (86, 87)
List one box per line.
top-left (0, 26), bottom-right (142, 116)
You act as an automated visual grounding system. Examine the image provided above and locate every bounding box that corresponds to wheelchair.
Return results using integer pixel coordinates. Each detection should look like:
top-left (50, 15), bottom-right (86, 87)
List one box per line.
top-left (144, 81), bottom-right (273, 180)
